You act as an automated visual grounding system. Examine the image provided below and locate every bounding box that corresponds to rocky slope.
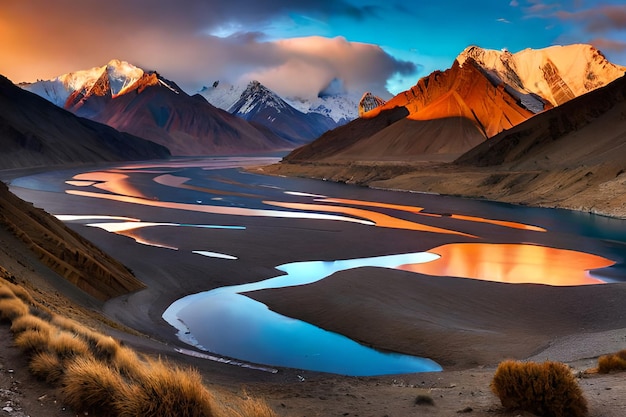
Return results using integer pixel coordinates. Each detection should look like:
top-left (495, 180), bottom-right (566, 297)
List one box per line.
top-left (288, 44), bottom-right (626, 164)
top-left (21, 60), bottom-right (292, 155)
top-left (0, 74), bottom-right (169, 170)
top-left (358, 92), bottom-right (386, 116)
top-left (269, 73), bottom-right (626, 218)
top-left (0, 181), bottom-right (144, 300)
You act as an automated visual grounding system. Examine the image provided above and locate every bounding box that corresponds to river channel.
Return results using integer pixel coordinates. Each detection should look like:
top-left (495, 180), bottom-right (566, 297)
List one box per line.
top-left (6, 156), bottom-right (626, 376)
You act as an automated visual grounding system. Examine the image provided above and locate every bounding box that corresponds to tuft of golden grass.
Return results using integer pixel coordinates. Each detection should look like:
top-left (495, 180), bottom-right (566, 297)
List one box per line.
top-left (492, 360), bottom-right (588, 417)
top-left (229, 396), bottom-right (279, 417)
top-left (0, 286), bottom-right (17, 300)
top-left (598, 350), bottom-right (626, 373)
top-left (0, 279), bottom-right (277, 417)
top-left (92, 334), bottom-right (121, 362)
top-left (14, 328), bottom-right (51, 355)
top-left (30, 351), bottom-right (64, 383)
top-left (61, 355), bottom-right (133, 416)
top-left (49, 330), bottom-right (91, 360)
top-left (10, 314), bottom-right (54, 335)
top-left (0, 297), bottom-right (29, 322)
top-left (119, 357), bottom-right (214, 417)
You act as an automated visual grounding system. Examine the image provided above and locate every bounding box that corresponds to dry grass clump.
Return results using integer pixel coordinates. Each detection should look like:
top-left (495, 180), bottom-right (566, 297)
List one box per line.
top-left (0, 280), bottom-right (277, 417)
top-left (14, 328), bottom-right (51, 355)
top-left (10, 314), bottom-right (54, 335)
top-left (62, 355), bottom-right (133, 416)
top-left (49, 330), bottom-right (91, 359)
top-left (598, 350), bottom-right (626, 373)
top-left (119, 358), bottom-right (214, 417)
top-left (491, 360), bottom-right (588, 417)
top-left (0, 297), bottom-right (29, 322)
top-left (29, 351), bottom-right (64, 383)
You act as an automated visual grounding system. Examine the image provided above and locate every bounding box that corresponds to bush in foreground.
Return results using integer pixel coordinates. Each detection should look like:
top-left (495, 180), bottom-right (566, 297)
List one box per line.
top-left (598, 350), bottom-right (626, 373)
top-left (0, 280), bottom-right (278, 417)
top-left (491, 360), bottom-right (588, 417)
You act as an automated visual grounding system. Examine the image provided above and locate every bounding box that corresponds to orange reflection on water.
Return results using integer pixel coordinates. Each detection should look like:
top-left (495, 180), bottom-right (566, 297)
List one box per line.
top-left (72, 172), bottom-right (149, 199)
top-left (265, 201), bottom-right (475, 237)
top-left (398, 243), bottom-right (614, 286)
top-left (318, 198), bottom-right (545, 232)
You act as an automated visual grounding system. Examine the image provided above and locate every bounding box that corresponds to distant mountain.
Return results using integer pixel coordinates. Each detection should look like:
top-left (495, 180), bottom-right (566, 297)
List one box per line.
top-left (0, 74), bottom-right (169, 170)
top-left (358, 92), bottom-right (386, 116)
top-left (285, 78), bottom-right (361, 124)
top-left (286, 44), bottom-right (626, 163)
top-left (456, 73), bottom-right (626, 170)
top-left (201, 78), bottom-right (359, 125)
top-left (21, 60), bottom-right (292, 155)
top-left (199, 80), bottom-right (340, 143)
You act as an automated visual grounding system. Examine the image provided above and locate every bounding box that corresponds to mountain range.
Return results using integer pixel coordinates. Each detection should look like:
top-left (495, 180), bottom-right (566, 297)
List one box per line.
top-left (0, 74), bottom-right (169, 170)
top-left (21, 61), bottom-right (347, 154)
top-left (286, 44), bottom-right (626, 163)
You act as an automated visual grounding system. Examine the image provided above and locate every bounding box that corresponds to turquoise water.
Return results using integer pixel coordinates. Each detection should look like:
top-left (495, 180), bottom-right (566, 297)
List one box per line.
top-left (163, 252), bottom-right (443, 376)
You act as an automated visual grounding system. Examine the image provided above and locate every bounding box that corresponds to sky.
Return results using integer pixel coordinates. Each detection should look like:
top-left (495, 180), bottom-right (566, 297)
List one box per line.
top-left (1, 0), bottom-right (626, 99)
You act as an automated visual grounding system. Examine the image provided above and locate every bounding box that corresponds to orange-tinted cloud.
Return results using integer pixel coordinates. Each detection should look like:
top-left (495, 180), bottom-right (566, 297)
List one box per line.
top-left (0, 0), bottom-right (415, 98)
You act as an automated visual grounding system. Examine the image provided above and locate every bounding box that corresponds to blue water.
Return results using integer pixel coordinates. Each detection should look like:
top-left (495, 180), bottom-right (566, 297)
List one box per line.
top-left (7, 156), bottom-right (626, 376)
top-left (163, 252), bottom-right (443, 376)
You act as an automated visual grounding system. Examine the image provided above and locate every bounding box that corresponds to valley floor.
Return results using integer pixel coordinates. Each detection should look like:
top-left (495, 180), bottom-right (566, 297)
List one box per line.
top-left (0, 161), bottom-right (625, 416)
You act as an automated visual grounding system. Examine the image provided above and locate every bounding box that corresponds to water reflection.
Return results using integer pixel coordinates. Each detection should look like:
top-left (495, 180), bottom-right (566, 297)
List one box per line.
top-left (400, 243), bottom-right (614, 286)
top-left (163, 252), bottom-right (443, 376)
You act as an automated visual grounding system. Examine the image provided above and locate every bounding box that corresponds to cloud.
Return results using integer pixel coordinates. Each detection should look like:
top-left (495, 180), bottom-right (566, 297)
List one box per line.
top-left (0, 0), bottom-right (414, 97)
top-left (589, 38), bottom-right (626, 53)
top-left (555, 6), bottom-right (626, 33)
top-left (497, 18), bottom-right (512, 24)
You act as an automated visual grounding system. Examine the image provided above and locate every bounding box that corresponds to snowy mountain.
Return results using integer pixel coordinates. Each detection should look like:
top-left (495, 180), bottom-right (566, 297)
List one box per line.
top-left (20, 59), bottom-right (146, 107)
top-left (457, 44), bottom-right (626, 111)
top-left (286, 43), bottom-right (626, 163)
top-left (0, 74), bottom-right (169, 169)
top-left (200, 80), bottom-right (339, 144)
top-left (21, 60), bottom-right (292, 155)
top-left (201, 79), bottom-right (359, 125)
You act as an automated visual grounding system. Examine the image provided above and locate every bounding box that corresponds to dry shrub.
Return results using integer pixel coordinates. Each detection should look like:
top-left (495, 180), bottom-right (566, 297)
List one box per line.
top-left (112, 345), bottom-right (144, 381)
top-left (49, 330), bottom-right (91, 360)
top-left (30, 351), bottom-right (64, 383)
top-left (7, 283), bottom-right (35, 304)
top-left (92, 334), bottom-right (120, 362)
top-left (10, 314), bottom-right (54, 335)
top-left (0, 286), bottom-right (17, 300)
top-left (119, 358), bottom-right (214, 417)
top-left (230, 397), bottom-right (278, 417)
top-left (0, 297), bottom-right (29, 322)
top-left (491, 360), bottom-right (588, 417)
top-left (14, 328), bottom-right (50, 355)
top-left (598, 350), bottom-right (626, 373)
top-left (61, 356), bottom-right (133, 416)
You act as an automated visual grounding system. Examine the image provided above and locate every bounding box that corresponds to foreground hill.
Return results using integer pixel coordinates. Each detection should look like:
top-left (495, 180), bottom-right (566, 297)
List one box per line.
top-left (0, 75), bottom-right (169, 170)
top-left (0, 181), bottom-right (144, 301)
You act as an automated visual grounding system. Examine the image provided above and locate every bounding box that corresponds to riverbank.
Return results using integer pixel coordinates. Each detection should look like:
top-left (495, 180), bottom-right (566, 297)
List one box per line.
top-left (2, 160), bottom-right (626, 416)
top-left (256, 160), bottom-right (626, 219)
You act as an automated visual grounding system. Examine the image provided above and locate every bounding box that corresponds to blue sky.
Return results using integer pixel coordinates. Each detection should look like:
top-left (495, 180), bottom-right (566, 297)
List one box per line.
top-left (2, 0), bottom-right (626, 98)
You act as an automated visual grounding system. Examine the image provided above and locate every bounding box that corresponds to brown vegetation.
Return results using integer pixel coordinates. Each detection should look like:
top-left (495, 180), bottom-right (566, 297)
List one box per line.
top-left (598, 350), bottom-right (626, 374)
top-left (0, 279), bottom-right (277, 417)
top-left (491, 360), bottom-right (588, 417)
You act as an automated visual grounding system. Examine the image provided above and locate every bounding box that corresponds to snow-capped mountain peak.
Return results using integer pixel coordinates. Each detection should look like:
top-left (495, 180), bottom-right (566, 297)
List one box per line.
top-left (232, 80), bottom-right (288, 115)
top-left (456, 44), bottom-right (626, 110)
